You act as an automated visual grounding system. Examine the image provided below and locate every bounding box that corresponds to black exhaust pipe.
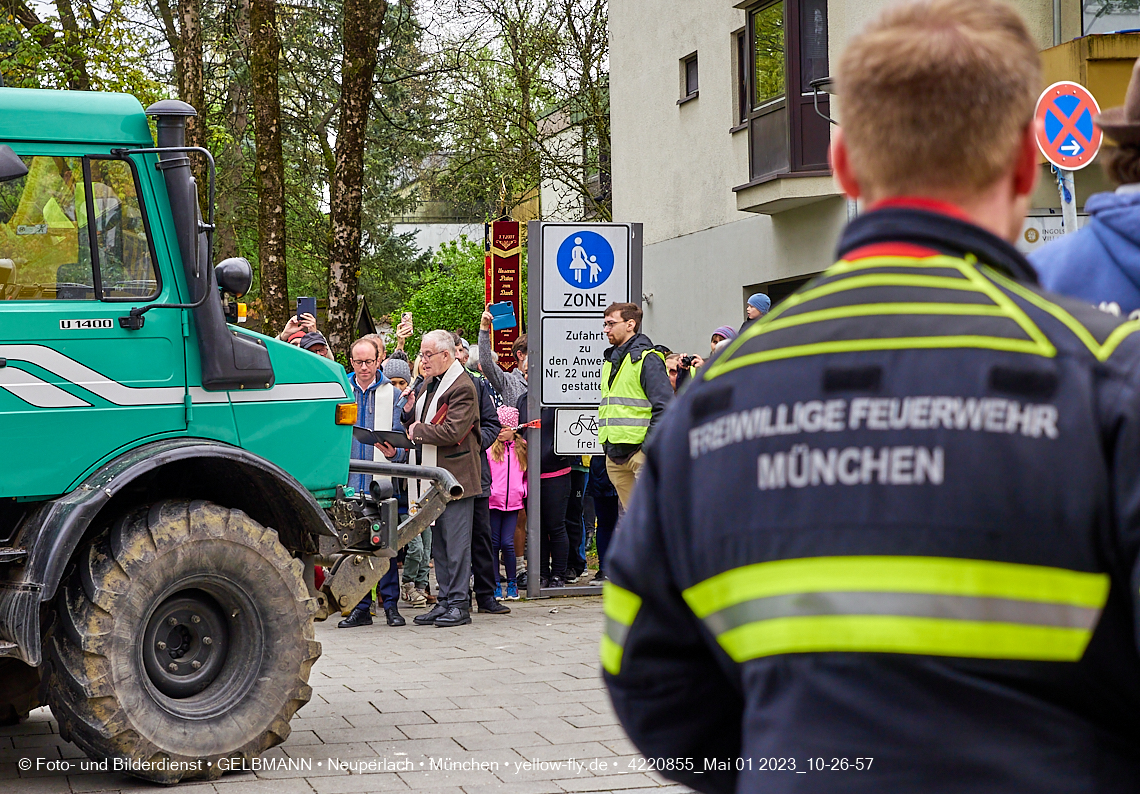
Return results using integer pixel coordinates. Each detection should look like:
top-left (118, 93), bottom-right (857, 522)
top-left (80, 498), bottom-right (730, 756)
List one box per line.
top-left (145, 100), bottom-right (274, 391)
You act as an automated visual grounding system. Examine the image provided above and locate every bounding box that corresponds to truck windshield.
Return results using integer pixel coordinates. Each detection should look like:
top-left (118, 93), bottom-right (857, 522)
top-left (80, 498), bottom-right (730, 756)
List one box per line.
top-left (0, 155), bottom-right (158, 300)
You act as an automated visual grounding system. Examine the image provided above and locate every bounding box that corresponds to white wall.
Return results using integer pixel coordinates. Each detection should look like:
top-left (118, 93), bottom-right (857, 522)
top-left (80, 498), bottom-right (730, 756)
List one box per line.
top-left (640, 200), bottom-right (847, 355)
top-left (610, 0), bottom-right (751, 246)
top-left (391, 222), bottom-right (483, 256)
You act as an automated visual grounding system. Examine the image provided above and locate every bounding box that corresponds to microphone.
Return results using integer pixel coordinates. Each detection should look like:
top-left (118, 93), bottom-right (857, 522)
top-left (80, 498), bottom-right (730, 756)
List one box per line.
top-left (397, 374), bottom-right (423, 411)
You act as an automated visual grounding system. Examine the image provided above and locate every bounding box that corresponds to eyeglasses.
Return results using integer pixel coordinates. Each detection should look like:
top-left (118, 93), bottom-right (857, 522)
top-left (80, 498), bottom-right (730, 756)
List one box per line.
top-left (350, 358), bottom-right (377, 367)
top-left (421, 349), bottom-right (448, 361)
top-left (603, 320), bottom-right (629, 329)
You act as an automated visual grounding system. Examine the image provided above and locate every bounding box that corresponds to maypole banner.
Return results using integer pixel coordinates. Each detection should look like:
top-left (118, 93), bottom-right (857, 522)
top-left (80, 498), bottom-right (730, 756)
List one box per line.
top-left (489, 219), bottom-right (523, 370)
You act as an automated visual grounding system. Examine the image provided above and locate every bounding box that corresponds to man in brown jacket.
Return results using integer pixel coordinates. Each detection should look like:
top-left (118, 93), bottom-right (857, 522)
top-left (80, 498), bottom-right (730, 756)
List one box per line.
top-left (404, 330), bottom-right (481, 627)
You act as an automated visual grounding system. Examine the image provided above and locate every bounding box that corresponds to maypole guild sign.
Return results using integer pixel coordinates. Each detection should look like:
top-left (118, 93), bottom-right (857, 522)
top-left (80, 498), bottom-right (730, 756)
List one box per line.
top-left (489, 220), bottom-right (522, 370)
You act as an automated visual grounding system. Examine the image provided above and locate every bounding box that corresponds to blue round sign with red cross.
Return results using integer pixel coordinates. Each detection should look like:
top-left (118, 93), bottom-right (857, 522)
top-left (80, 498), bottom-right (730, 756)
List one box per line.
top-left (1035, 81), bottom-right (1103, 170)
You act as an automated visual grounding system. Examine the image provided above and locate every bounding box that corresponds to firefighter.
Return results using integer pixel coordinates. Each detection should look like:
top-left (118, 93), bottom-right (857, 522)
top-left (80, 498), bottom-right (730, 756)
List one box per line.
top-left (602, 1), bottom-right (1140, 792)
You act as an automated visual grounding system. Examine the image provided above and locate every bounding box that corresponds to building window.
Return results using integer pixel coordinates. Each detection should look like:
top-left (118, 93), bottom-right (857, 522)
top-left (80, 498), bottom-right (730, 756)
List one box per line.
top-left (680, 53), bottom-right (699, 103)
top-left (1083, 0), bottom-right (1140, 34)
top-left (742, 0), bottom-right (830, 183)
top-left (735, 30), bottom-right (748, 127)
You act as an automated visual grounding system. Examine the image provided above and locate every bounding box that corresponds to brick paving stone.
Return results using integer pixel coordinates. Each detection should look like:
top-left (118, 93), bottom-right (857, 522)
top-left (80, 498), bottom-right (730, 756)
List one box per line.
top-left (346, 711), bottom-right (434, 729)
top-left (563, 713), bottom-right (620, 729)
top-left (558, 774), bottom-right (663, 792)
top-left (307, 773), bottom-right (412, 793)
top-left (451, 732), bottom-right (551, 752)
top-left (397, 722), bottom-right (491, 740)
top-left (508, 741), bottom-right (618, 764)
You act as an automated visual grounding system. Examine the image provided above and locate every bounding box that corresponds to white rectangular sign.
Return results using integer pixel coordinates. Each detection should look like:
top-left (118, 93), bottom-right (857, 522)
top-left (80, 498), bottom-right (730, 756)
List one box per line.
top-left (540, 315), bottom-right (608, 406)
top-left (1017, 213), bottom-right (1088, 254)
top-left (541, 224), bottom-right (631, 314)
top-left (554, 408), bottom-right (602, 456)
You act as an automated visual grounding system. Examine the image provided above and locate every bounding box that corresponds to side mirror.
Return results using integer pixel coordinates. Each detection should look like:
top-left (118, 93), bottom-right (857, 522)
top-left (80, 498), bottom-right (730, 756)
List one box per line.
top-left (0, 146), bottom-right (28, 183)
top-left (214, 257), bottom-right (253, 297)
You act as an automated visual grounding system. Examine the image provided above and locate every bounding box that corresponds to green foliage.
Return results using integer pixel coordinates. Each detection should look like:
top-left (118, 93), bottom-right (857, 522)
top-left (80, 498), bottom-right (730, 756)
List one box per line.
top-left (399, 235), bottom-right (486, 356)
top-left (398, 233), bottom-right (528, 357)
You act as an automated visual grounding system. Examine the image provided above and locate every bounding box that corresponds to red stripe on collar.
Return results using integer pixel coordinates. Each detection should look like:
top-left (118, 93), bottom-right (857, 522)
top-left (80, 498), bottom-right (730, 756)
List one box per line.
top-left (843, 242), bottom-right (941, 261)
top-left (867, 196), bottom-right (972, 221)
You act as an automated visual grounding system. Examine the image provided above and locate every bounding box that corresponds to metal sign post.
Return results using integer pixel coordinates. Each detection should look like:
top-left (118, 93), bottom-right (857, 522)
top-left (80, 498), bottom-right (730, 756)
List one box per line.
top-left (525, 221), bottom-right (642, 598)
top-left (1034, 81), bottom-right (1103, 235)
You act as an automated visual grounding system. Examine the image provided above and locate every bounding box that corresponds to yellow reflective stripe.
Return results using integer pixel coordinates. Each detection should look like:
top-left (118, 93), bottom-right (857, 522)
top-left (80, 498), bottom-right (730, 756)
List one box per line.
top-left (604, 582), bottom-right (643, 625)
top-left (987, 266), bottom-right (1140, 362)
top-left (761, 302), bottom-right (1010, 333)
top-left (716, 615), bottom-right (1094, 663)
top-left (828, 254), bottom-right (976, 274)
top-left (1101, 320), bottom-right (1140, 360)
top-left (958, 258), bottom-right (1056, 354)
top-left (682, 556), bottom-right (1109, 618)
top-left (600, 635), bottom-right (624, 675)
top-left (704, 258), bottom-right (1058, 381)
top-left (704, 334), bottom-right (1049, 379)
top-left (600, 396), bottom-right (652, 407)
top-left (789, 273), bottom-right (982, 306)
top-left (600, 583), bottom-right (642, 675)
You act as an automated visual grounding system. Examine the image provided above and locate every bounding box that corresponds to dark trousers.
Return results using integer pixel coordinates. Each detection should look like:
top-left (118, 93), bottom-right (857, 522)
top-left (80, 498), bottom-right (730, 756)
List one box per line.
top-left (594, 494), bottom-right (620, 574)
top-left (358, 558), bottom-right (400, 611)
top-left (490, 509), bottom-right (519, 583)
top-left (433, 496), bottom-right (475, 608)
top-left (470, 495), bottom-right (495, 605)
top-left (540, 473), bottom-right (570, 579)
top-left (565, 469), bottom-right (588, 575)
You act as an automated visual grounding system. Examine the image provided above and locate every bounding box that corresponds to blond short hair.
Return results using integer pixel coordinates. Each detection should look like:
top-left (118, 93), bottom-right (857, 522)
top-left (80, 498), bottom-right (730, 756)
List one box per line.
top-left (837, 0), bottom-right (1040, 197)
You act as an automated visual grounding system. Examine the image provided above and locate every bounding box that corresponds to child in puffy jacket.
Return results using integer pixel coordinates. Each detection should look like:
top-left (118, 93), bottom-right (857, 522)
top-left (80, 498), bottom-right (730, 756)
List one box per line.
top-left (488, 405), bottom-right (527, 600)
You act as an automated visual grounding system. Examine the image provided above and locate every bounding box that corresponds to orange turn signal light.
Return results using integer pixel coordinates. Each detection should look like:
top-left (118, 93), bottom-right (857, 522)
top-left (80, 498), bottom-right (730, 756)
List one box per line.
top-left (335, 403), bottom-right (358, 425)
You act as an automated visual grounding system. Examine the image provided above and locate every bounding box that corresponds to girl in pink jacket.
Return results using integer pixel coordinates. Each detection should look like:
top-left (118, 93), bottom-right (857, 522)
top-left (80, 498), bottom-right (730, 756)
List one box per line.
top-left (488, 405), bottom-right (527, 600)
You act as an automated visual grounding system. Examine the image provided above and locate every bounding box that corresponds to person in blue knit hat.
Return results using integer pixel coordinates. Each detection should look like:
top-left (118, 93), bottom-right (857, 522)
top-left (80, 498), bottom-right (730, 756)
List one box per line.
top-left (741, 292), bottom-right (772, 333)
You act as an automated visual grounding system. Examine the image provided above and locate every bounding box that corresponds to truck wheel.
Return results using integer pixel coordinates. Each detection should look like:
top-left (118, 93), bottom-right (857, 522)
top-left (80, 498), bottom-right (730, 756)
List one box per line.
top-left (43, 500), bottom-right (321, 783)
top-left (0, 659), bottom-right (40, 725)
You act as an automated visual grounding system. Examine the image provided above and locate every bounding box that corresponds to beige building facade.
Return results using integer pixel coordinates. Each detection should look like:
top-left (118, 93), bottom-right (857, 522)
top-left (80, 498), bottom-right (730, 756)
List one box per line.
top-left (610, 0), bottom-right (1093, 355)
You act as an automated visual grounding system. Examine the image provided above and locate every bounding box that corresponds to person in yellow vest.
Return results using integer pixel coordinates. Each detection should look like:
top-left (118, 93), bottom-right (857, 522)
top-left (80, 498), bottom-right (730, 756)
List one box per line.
top-left (599, 302), bottom-right (673, 507)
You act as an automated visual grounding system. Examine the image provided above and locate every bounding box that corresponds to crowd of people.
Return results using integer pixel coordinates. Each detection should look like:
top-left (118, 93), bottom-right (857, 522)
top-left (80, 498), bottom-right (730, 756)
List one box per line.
top-left (275, 295), bottom-right (748, 628)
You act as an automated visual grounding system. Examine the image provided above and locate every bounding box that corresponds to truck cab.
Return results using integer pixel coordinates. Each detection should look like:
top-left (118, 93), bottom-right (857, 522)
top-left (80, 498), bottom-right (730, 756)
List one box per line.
top-left (0, 88), bottom-right (459, 784)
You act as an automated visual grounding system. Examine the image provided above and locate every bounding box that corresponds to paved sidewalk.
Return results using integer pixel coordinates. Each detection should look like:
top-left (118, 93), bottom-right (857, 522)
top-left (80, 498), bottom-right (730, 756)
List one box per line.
top-left (0, 596), bottom-right (693, 794)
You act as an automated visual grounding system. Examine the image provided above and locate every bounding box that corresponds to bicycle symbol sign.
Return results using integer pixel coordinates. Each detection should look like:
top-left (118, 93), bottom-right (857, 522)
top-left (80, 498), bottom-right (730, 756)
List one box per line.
top-left (554, 409), bottom-right (602, 455)
top-left (567, 414), bottom-right (598, 436)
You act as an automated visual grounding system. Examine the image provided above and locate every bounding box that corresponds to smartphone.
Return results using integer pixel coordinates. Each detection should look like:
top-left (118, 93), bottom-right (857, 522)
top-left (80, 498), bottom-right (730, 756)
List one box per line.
top-left (402, 312), bottom-right (412, 324)
top-left (488, 301), bottom-right (517, 330)
top-left (297, 296), bottom-right (317, 322)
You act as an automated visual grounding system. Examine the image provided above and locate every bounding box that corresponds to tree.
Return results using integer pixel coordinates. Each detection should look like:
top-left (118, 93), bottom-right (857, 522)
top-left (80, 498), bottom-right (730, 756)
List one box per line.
top-left (150, 0), bottom-right (208, 198)
top-left (400, 236), bottom-right (487, 356)
top-left (429, 0), bottom-right (610, 221)
top-left (249, 0), bottom-right (289, 331)
top-left (325, 0), bottom-right (389, 353)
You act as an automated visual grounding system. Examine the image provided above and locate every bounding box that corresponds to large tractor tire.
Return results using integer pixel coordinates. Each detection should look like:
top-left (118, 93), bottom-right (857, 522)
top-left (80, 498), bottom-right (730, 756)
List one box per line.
top-left (0, 659), bottom-right (41, 725)
top-left (43, 500), bottom-right (321, 784)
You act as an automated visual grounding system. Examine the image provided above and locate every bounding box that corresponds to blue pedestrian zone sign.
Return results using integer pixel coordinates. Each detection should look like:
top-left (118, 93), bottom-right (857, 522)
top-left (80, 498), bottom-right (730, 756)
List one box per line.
top-left (556, 230), bottom-right (614, 289)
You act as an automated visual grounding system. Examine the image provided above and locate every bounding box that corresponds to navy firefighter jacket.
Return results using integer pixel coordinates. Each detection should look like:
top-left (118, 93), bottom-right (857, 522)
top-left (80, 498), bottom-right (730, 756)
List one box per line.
top-left (603, 202), bottom-right (1140, 794)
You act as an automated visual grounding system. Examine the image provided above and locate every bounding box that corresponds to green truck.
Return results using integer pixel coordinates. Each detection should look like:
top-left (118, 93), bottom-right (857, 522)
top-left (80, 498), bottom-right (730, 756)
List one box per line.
top-left (0, 88), bottom-right (458, 783)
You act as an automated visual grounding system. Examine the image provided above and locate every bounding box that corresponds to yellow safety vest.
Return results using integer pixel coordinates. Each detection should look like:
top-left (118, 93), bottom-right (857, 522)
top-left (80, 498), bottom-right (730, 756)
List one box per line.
top-left (598, 349), bottom-right (664, 445)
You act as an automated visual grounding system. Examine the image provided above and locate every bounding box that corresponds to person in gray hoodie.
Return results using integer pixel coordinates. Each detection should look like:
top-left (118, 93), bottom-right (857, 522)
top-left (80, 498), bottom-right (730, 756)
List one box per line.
top-left (1031, 58), bottom-right (1140, 318)
top-left (478, 305), bottom-right (528, 406)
